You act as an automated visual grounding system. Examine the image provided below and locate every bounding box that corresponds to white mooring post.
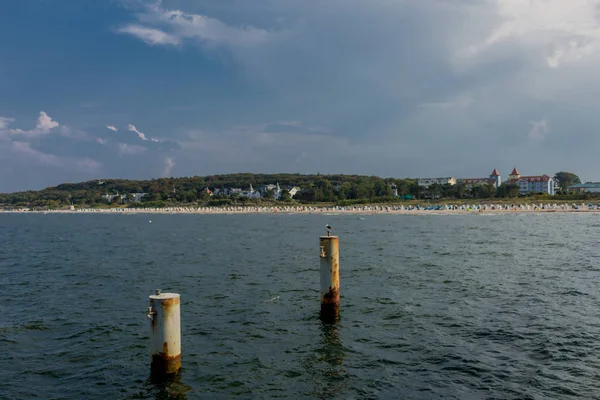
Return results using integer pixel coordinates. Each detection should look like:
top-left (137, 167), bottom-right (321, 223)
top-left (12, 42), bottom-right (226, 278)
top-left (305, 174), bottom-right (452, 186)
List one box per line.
top-left (319, 232), bottom-right (340, 322)
top-left (147, 289), bottom-right (181, 376)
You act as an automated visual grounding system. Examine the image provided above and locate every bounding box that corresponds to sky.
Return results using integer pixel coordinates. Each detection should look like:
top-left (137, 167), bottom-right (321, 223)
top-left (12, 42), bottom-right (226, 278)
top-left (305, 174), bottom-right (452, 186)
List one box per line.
top-left (1, 0), bottom-right (600, 192)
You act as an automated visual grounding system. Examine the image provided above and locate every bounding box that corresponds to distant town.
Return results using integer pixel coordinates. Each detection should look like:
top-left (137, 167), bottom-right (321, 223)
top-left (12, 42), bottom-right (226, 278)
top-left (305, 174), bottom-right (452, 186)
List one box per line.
top-left (101, 183), bottom-right (302, 204)
top-left (0, 169), bottom-right (597, 209)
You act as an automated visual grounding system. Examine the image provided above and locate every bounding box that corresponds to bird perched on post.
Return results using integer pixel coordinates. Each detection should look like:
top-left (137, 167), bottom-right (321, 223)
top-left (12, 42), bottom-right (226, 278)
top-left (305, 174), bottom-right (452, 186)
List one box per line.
top-left (326, 224), bottom-right (333, 236)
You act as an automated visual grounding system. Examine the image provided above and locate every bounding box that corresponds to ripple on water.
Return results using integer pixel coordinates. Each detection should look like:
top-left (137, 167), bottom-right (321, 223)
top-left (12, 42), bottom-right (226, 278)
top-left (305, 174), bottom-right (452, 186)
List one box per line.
top-left (1, 213), bottom-right (600, 399)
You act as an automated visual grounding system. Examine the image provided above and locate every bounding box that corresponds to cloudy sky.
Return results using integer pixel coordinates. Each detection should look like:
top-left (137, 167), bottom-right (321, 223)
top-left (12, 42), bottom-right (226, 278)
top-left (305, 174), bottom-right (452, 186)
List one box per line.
top-left (1, 0), bottom-right (600, 192)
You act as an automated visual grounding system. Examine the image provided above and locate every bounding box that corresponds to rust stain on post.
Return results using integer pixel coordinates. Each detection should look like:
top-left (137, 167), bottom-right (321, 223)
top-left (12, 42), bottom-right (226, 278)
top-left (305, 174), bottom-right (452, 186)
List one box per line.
top-left (151, 353), bottom-right (182, 376)
top-left (148, 292), bottom-right (181, 378)
top-left (151, 341), bottom-right (181, 375)
top-left (161, 297), bottom-right (180, 307)
top-left (321, 287), bottom-right (340, 321)
top-left (320, 235), bottom-right (340, 322)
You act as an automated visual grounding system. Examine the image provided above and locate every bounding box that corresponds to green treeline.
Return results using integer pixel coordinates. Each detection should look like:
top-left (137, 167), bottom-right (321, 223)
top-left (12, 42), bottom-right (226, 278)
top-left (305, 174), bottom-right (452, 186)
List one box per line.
top-left (0, 174), bottom-right (410, 208)
top-left (0, 172), bottom-right (593, 209)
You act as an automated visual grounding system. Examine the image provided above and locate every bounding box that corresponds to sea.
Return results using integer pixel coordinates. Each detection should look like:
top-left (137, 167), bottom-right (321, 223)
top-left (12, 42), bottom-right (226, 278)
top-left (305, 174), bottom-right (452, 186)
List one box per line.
top-left (1, 212), bottom-right (600, 399)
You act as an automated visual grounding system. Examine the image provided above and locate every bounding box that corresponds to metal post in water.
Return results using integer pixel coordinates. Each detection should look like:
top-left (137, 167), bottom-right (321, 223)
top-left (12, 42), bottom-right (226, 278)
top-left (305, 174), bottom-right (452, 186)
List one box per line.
top-left (319, 231), bottom-right (340, 321)
top-left (147, 289), bottom-right (181, 377)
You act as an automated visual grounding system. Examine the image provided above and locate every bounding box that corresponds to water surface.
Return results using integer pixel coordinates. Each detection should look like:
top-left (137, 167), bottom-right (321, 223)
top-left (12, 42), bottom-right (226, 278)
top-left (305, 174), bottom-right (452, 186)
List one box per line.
top-left (1, 213), bottom-right (600, 399)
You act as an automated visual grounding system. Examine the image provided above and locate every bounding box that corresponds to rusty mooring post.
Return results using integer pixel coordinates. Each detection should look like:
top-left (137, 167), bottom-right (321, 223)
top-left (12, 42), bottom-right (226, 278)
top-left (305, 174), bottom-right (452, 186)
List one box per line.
top-left (147, 289), bottom-right (181, 377)
top-left (319, 234), bottom-right (340, 322)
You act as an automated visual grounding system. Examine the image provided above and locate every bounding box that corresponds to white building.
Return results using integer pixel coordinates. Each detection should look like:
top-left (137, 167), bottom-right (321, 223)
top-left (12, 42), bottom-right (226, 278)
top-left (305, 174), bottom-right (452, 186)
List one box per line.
top-left (417, 177), bottom-right (457, 188)
top-left (515, 177), bottom-right (554, 195)
top-left (458, 169), bottom-right (502, 190)
top-left (260, 183), bottom-right (282, 199)
top-left (288, 186), bottom-right (301, 198)
top-left (240, 184), bottom-right (261, 199)
top-left (131, 193), bottom-right (147, 202)
top-left (102, 194), bottom-right (122, 203)
top-left (507, 168), bottom-right (555, 195)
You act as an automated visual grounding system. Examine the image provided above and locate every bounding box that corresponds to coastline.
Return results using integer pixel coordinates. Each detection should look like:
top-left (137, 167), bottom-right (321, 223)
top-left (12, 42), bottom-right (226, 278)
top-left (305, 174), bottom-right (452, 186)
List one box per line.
top-left (2, 204), bottom-right (600, 215)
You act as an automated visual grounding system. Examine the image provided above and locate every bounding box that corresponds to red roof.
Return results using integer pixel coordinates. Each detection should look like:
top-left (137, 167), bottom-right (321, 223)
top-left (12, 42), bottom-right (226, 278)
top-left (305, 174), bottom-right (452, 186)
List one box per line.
top-left (521, 175), bottom-right (550, 182)
top-left (490, 168), bottom-right (500, 176)
top-left (510, 175), bottom-right (550, 184)
top-left (510, 167), bottom-right (520, 175)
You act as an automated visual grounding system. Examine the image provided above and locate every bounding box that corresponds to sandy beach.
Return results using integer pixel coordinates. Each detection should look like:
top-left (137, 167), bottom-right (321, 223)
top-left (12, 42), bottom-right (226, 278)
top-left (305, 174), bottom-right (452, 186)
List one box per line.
top-left (2, 203), bottom-right (600, 215)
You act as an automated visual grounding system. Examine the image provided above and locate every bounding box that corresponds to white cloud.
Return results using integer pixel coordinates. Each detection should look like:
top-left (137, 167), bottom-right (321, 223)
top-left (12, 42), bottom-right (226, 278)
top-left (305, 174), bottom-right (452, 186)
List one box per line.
top-left (118, 142), bottom-right (147, 155)
top-left (128, 124), bottom-right (159, 142)
top-left (460, 0), bottom-right (600, 68)
top-left (0, 117), bottom-right (14, 130)
top-left (117, 24), bottom-right (180, 46)
top-left (106, 125), bottom-right (118, 132)
top-left (116, 3), bottom-right (273, 50)
top-left (36, 111), bottom-right (59, 131)
top-left (546, 39), bottom-right (596, 68)
top-left (529, 119), bottom-right (549, 141)
top-left (163, 157), bottom-right (175, 177)
top-left (97, 137), bottom-right (107, 145)
top-left (0, 112), bottom-right (60, 138)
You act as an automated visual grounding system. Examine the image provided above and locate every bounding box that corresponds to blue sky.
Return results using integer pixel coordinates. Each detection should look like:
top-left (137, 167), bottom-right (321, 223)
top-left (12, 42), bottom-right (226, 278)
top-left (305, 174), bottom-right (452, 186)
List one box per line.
top-left (2, 0), bottom-right (600, 192)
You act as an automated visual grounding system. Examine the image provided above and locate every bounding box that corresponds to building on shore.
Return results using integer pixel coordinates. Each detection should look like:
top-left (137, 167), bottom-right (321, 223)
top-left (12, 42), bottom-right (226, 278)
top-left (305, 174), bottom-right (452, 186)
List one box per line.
top-left (101, 193), bottom-right (124, 203)
top-left (131, 193), bottom-right (147, 202)
top-left (458, 169), bottom-right (502, 189)
top-left (259, 183), bottom-right (282, 199)
top-left (567, 183), bottom-right (600, 193)
top-left (208, 183), bottom-right (300, 200)
top-left (507, 167), bottom-right (555, 195)
top-left (288, 187), bottom-right (301, 197)
top-left (417, 177), bottom-right (457, 188)
top-left (240, 184), bottom-right (261, 199)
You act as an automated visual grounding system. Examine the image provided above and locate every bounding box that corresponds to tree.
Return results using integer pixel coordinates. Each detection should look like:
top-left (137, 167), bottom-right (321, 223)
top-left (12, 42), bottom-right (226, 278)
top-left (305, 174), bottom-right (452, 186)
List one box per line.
top-left (498, 183), bottom-right (520, 198)
top-left (374, 180), bottom-right (392, 197)
top-left (396, 180), bottom-right (412, 196)
top-left (263, 189), bottom-right (275, 200)
top-left (315, 179), bottom-right (336, 201)
top-left (280, 189), bottom-right (291, 202)
top-left (485, 183), bottom-right (496, 199)
top-left (440, 183), bottom-right (454, 198)
top-left (145, 193), bottom-right (162, 202)
top-left (198, 191), bottom-right (211, 202)
top-left (554, 171), bottom-right (581, 192)
top-left (410, 183), bottom-right (424, 199)
top-left (453, 182), bottom-right (467, 198)
top-left (336, 182), bottom-right (353, 200)
top-left (427, 183), bottom-right (442, 199)
top-left (470, 185), bottom-right (488, 199)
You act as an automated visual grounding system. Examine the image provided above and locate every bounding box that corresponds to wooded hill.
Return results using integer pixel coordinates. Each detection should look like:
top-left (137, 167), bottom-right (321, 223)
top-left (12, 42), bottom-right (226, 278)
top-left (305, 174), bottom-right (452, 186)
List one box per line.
top-left (0, 173), bottom-right (414, 208)
top-left (0, 172), bottom-right (590, 208)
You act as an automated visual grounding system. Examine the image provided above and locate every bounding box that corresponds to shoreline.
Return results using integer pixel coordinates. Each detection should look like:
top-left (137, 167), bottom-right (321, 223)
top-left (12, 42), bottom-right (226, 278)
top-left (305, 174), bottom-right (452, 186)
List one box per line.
top-left (2, 204), bottom-right (600, 215)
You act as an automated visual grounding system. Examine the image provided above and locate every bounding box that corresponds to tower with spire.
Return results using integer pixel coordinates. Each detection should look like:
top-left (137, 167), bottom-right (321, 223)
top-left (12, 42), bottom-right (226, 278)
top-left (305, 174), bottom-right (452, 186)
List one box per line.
top-left (489, 168), bottom-right (502, 188)
top-left (508, 167), bottom-right (520, 183)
